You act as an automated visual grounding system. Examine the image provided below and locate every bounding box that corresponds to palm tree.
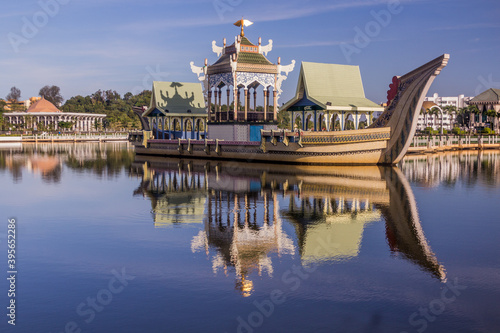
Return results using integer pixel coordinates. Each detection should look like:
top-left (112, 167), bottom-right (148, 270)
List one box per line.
top-left (443, 105), bottom-right (456, 127)
top-left (485, 109), bottom-right (499, 132)
top-left (429, 107), bottom-right (440, 130)
top-left (466, 105), bottom-right (479, 131)
top-left (420, 107), bottom-right (430, 131)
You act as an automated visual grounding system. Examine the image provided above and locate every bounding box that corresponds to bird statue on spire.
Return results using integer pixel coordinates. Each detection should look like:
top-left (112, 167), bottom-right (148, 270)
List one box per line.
top-left (234, 18), bottom-right (253, 37)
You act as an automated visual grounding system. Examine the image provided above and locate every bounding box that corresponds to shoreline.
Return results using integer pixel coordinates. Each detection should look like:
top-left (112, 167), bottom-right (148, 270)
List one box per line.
top-left (407, 134), bottom-right (500, 155)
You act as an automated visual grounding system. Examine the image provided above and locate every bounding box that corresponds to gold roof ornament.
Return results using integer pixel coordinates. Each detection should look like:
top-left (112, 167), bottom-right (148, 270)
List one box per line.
top-left (234, 18), bottom-right (253, 37)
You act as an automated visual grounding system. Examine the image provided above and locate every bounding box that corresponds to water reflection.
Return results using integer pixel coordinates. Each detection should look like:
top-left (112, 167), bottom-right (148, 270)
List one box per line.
top-left (401, 150), bottom-right (500, 187)
top-left (0, 142), bottom-right (134, 182)
top-left (133, 156), bottom-right (447, 296)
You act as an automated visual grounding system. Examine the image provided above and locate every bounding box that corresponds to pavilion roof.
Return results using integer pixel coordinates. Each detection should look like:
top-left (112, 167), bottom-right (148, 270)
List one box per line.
top-left (281, 62), bottom-right (384, 112)
top-left (143, 81), bottom-right (207, 118)
top-left (26, 97), bottom-right (62, 113)
top-left (469, 88), bottom-right (500, 104)
top-left (207, 36), bottom-right (277, 75)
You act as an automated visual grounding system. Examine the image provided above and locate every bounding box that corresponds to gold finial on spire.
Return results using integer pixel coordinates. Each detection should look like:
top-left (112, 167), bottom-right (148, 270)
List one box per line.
top-left (234, 18), bottom-right (253, 37)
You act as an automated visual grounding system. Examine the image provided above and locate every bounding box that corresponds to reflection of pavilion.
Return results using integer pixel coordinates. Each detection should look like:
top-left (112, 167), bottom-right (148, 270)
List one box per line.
top-left (286, 197), bottom-right (381, 264)
top-left (191, 190), bottom-right (295, 297)
top-left (134, 156), bottom-right (448, 295)
top-left (137, 162), bottom-right (207, 226)
top-left (280, 168), bottom-right (387, 264)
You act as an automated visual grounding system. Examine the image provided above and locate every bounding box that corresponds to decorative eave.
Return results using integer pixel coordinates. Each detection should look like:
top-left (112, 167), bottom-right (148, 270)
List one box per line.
top-left (236, 63), bottom-right (278, 74)
top-left (468, 100), bottom-right (500, 105)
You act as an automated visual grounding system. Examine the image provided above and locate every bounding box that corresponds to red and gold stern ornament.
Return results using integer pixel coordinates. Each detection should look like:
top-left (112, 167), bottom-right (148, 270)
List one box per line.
top-left (386, 76), bottom-right (400, 106)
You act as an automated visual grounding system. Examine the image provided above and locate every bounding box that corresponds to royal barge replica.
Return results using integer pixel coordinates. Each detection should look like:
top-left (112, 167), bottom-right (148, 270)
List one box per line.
top-left (130, 20), bottom-right (449, 165)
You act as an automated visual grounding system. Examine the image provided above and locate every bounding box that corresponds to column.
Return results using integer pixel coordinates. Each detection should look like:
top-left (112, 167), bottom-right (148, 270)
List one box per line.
top-left (218, 88), bottom-right (222, 121)
top-left (208, 90), bottom-right (212, 121)
top-left (354, 111), bottom-right (359, 130)
top-left (273, 90), bottom-right (278, 122)
top-left (156, 114), bottom-right (159, 138)
top-left (214, 89), bottom-right (219, 122)
top-left (191, 117), bottom-right (195, 139)
top-left (162, 117), bottom-right (165, 139)
top-left (168, 117), bottom-right (172, 139)
top-left (226, 88), bottom-right (230, 122)
top-left (233, 85), bottom-right (238, 122)
top-left (253, 89), bottom-right (257, 113)
top-left (302, 110), bottom-right (305, 131)
top-left (263, 89), bottom-right (268, 116)
top-left (244, 88), bottom-right (248, 121)
top-left (314, 110), bottom-right (317, 131)
top-left (236, 88), bottom-right (240, 121)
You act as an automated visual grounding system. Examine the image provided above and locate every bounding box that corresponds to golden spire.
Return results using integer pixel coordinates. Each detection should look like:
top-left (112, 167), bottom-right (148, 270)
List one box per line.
top-left (234, 18), bottom-right (253, 37)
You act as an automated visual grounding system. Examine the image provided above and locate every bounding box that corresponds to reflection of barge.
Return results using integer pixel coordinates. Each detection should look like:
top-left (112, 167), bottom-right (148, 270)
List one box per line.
top-left (133, 156), bottom-right (446, 282)
top-left (131, 23), bottom-right (449, 165)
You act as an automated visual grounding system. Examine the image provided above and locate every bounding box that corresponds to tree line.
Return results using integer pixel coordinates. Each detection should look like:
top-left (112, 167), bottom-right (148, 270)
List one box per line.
top-left (0, 85), bottom-right (151, 131)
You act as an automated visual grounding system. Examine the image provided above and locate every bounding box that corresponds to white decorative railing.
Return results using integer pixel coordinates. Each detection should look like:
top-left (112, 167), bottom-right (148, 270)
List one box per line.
top-left (19, 133), bottom-right (129, 141)
top-left (409, 135), bottom-right (500, 148)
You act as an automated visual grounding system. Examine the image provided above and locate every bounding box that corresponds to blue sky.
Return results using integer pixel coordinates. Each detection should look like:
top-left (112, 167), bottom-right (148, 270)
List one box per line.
top-left (1, 0), bottom-right (499, 105)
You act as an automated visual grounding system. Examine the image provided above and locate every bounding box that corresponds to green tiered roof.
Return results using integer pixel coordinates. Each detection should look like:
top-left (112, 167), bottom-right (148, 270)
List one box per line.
top-left (143, 81), bottom-right (207, 117)
top-left (282, 62), bottom-right (384, 111)
top-left (470, 88), bottom-right (500, 103)
top-left (207, 35), bottom-right (277, 75)
top-left (237, 52), bottom-right (273, 66)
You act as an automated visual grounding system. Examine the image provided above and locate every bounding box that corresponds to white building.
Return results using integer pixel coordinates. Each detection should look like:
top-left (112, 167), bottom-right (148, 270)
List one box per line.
top-left (416, 112), bottom-right (455, 132)
top-left (416, 93), bottom-right (473, 132)
top-left (4, 97), bottom-right (105, 132)
top-left (424, 93), bottom-right (472, 109)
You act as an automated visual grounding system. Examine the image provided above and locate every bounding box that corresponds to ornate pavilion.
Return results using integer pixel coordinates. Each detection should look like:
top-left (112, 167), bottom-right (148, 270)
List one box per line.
top-left (281, 62), bottom-right (384, 131)
top-left (3, 97), bottom-right (106, 132)
top-left (142, 81), bottom-right (208, 139)
top-left (190, 19), bottom-right (295, 124)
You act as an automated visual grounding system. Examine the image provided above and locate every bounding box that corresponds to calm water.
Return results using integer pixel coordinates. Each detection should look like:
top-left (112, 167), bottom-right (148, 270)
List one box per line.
top-left (0, 143), bottom-right (499, 333)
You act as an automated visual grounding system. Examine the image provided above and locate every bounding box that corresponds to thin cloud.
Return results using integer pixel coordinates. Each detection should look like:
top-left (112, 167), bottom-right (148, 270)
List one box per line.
top-left (430, 22), bottom-right (500, 31)
top-left (117, 0), bottom-right (424, 33)
top-left (277, 37), bottom-right (401, 49)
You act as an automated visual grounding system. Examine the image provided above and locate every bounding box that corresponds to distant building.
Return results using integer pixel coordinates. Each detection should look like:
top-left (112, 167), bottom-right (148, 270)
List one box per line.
top-left (4, 97), bottom-right (41, 111)
top-left (469, 88), bottom-right (500, 112)
top-left (416, 93), bottom-right (473, 132)
top-left (467, 88), bottom-right (500, 130)
top-left (3, 97), bottom-right (105, 132)
top-left (424, 92), bottom-right (472, 109)
top-left (416, 101), bottom-right (455, 131)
